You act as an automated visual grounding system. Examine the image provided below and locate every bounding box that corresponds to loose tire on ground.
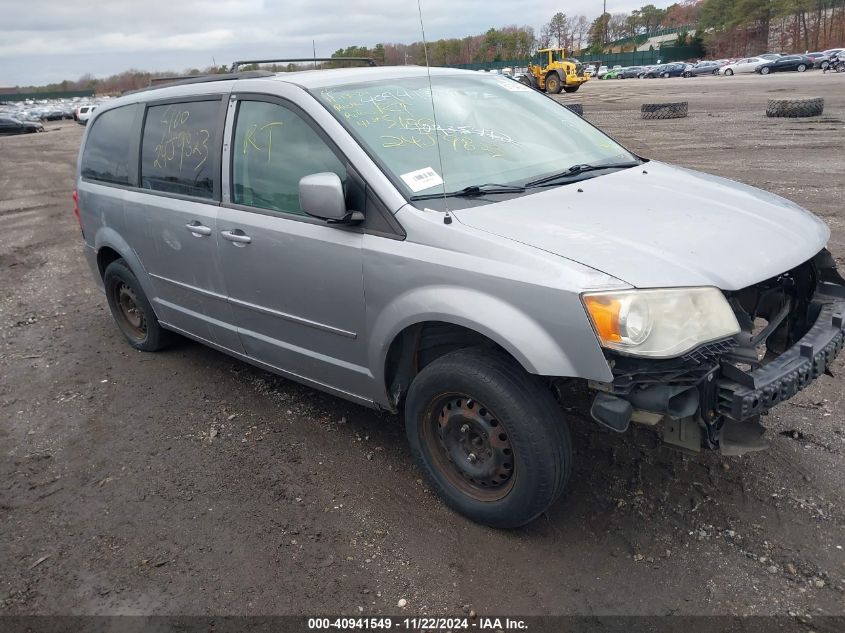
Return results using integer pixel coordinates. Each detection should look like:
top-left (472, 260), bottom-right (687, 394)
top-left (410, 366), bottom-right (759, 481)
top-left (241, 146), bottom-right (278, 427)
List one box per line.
top-left (103, 259), bottom-right (174, 352)
top-left (563, 103), bottom-right (584, 116)
top-left (404, 348), bottom-right (572, 528)
top-left (766, 97), bottom-right (824, 118)
top-left (641, 101), bottom-right (689, 120)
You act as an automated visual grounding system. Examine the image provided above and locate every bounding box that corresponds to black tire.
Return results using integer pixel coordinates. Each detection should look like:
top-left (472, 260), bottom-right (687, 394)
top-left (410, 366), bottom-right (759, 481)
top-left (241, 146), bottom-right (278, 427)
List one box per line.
top-left (766, 97), bottom-right (824, 118)
top-left (797, 64), bottom-right (807, 72)
top-left (725, 68), bottom-right (734, 76)
top-left (760, 66), bottom-right (771, 75)
top-left (563, 85), bottom-right (580, 93)
top-left (103, 259), bottom-right (173, 352)
top-left (683, 71), bottom-right (691, 78)
top-left (404, 348), bottom-right (572, 528)
top-left (545, 74), bottom-right (562, 94)
top-left (662, 72), bottom-right (670, 78)
top-left (641, 101), bottom-right (689, 120)
top-left (563, 103), bottom-right (584, 116)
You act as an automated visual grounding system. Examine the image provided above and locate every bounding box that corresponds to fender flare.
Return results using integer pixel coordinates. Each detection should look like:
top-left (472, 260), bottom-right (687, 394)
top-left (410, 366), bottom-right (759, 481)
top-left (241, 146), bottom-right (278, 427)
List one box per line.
top-left (368, 285), bottom-right (604, 397)
top-left (92, 227), bottom-right (158, 310)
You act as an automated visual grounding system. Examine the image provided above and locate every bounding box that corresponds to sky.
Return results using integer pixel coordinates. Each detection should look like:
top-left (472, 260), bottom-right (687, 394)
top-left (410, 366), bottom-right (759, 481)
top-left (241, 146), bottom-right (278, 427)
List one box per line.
top-left (0, 0), bottom-right (677, 86)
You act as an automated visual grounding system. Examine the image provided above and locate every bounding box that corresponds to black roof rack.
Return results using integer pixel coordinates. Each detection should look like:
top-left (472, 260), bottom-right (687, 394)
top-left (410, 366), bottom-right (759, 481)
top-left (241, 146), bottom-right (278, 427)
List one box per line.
top-left (230, 57), bottom-right (377, 72)
top-left (122, 70), bottom-right (275, 95)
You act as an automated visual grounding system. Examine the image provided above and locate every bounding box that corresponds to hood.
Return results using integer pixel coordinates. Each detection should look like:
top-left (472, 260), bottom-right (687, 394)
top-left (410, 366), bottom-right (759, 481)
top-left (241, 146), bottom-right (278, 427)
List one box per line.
top-left (452, 162), bottom-right (829, 291)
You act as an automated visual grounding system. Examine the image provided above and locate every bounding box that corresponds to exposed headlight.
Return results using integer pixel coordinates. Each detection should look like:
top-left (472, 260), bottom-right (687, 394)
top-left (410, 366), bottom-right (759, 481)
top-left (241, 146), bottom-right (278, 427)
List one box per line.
top-left (581, 287), bottom-right (740, 358)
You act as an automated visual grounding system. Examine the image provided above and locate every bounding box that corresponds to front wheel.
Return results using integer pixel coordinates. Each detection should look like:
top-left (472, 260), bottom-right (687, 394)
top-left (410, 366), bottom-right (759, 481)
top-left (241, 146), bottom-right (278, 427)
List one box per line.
top-left (797, 64), bottom-right (807, 72)
top-left (563, 85), bottom-right (580, 93)
top-left (405, 348), bottom-right (572, 528)
top-left (725, 68), bottom-right (734, 76)
top-left (760, 66), bottom-right (771, 75)
top-left (683, 72), bottom-right (691, 78)
top-left (545, 74), bottom-right (562, 94)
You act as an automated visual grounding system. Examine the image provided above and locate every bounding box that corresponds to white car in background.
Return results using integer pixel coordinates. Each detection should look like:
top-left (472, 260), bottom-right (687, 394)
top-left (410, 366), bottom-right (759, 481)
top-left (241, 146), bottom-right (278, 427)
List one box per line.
top-left (719, 57), bottom-right (767, 75)
top-left (75, 105), bottom-right (97, 125)
top-left (596, 65), bottom-right (609, 78)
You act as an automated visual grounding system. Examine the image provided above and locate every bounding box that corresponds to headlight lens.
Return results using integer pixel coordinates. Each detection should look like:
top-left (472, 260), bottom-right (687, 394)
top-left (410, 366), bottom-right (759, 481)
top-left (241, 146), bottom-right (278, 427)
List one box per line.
top-left (582, 287), bottom-right (740, 358)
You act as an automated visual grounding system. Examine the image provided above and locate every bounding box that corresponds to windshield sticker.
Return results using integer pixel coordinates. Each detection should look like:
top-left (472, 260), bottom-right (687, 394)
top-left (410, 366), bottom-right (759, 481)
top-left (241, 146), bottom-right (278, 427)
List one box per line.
top-left (495, 78), bottom-right (531, 92)
top-left (400, 167), bottom-right (444, 192)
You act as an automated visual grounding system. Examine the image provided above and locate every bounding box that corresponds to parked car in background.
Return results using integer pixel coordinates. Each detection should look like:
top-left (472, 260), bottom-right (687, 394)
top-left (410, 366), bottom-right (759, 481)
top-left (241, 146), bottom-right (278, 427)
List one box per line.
top-left (0, 116), bottom-right (44, 135)
top-left (805, 52), bottom-right (829, 68)
top-left (821, 48), bottom-right (845, 69)
top-left (75, 105), bottom-right (97, 125)
top-left (757, 53), bottom-right (784, 60)
top-left (602, 67), bottom-right (624, 79)
top-left (719, 57), bottom-right (767, 75)
top-left (595, 65), bottom-right (609, 78)
top-left (756, 54), bottom-right (813, 74)
top-left (644, 62), bottom-right (686, 78)
top-left (683, 61), bottom-right (720, 77)
top-left (620, 66), bottom-right (644, 78)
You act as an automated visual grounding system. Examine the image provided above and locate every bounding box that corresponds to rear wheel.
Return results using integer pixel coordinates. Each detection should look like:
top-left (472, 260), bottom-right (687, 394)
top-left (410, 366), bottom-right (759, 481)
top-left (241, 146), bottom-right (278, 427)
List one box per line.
top-left (725, 68), bottom-right (734, 76)
top-left (545, 74), bottom-right (562, 94)
top-left (563, 85), bottom-right (580, 93)
top-left (683, 71), bottom-right (691, 78)
top-left (103, 259), bottom-right (173, 352)
top-left (797, 64), bottom-right (807, 72)
top-left (760, 66), bottom-right (771, 75)
top-left (405, 348), bottom-right (572, 528)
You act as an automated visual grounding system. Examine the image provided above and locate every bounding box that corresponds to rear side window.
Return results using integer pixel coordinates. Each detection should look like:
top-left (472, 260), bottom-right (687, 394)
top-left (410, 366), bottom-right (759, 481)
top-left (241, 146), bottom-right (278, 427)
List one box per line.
top-left (140, 100), bottom-right (221, 199)
top-left (81, 104), bottom-right (139, 185)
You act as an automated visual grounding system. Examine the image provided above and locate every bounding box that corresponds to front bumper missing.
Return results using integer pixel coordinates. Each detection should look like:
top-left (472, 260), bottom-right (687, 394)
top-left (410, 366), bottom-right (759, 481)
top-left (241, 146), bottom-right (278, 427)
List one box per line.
top-left (590, 288), bottom-right (844, 451)
top-left (718, 301), bottom-right (845, 420)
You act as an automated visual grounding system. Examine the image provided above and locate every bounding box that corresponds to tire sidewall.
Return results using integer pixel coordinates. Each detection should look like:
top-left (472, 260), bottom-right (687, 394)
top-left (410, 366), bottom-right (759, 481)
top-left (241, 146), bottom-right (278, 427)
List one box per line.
top-left (404, 351), bottom-right (569, 528)
top-left (103, 260), bottom-right (165, 351)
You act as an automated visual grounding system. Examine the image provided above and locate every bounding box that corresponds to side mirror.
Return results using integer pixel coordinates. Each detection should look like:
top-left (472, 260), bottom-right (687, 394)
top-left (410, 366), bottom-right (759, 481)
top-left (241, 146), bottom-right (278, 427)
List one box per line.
top-left (299, 172), bottom-right (363, 224)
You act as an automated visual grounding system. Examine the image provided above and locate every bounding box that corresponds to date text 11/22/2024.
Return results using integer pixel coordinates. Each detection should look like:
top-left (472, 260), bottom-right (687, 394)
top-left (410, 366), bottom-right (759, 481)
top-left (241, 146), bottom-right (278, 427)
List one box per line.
top-left (307, 617), bottom-right (528, 630)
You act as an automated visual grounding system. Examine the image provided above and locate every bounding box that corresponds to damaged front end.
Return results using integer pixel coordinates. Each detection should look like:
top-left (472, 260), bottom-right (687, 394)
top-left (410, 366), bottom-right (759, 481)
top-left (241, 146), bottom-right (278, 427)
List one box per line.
top-left (589, 249), bottom-right (845, 455)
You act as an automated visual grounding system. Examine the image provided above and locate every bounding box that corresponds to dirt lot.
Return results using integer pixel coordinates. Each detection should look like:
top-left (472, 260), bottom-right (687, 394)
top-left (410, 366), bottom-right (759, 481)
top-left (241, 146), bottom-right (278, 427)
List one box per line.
top-left (2, 72), bottom-right (845, 619)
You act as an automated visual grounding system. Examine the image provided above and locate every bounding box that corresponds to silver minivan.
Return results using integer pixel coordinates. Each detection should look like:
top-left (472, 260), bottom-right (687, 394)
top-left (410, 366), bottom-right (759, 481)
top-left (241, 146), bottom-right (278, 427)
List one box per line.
top-left (76, 66), bottom-right (845, 528)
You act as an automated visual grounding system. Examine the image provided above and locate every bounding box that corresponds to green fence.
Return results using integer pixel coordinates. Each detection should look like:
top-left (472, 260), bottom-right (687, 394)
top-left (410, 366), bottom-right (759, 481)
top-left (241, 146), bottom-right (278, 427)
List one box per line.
top-left (0, 89), bottom-right (94, 102)
top-left (577, 45), bottom-right (705, 67)
top-left (446, 44), bottom-right (704, 72)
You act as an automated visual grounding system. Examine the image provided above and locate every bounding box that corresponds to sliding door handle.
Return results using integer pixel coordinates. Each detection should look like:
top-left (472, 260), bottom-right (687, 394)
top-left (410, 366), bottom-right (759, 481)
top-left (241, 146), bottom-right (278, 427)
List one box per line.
top-left (220, 229), bottom-right (252, 245)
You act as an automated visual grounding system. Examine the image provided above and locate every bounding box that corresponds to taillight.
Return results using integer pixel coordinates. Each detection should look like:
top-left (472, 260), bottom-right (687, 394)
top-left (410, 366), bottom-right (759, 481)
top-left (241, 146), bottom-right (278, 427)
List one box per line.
top-left (72, 190), bottom-right (82, 230)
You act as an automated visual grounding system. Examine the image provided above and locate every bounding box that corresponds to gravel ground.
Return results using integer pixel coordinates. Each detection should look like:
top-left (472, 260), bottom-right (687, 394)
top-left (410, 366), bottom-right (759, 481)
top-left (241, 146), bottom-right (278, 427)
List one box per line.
top-left (1, 72), bottom-right (844, 620)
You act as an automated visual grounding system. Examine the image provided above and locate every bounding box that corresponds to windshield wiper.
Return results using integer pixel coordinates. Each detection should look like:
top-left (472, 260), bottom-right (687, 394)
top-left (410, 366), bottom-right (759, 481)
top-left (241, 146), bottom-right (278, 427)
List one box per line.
top-left (409, 183), bottom-right (526, 201)
top-left (524, 161), bottom-right (641, 188)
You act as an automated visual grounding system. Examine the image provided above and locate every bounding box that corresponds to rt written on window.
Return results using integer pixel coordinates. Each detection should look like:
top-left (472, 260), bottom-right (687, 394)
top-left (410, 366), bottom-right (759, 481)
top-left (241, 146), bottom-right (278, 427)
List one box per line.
top-left (232, 101), bottom-right (346, 216)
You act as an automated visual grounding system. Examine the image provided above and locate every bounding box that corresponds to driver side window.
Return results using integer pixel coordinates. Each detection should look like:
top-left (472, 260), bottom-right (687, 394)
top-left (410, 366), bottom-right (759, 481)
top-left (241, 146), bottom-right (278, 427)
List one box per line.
top-left (231, 100), bottom-right (346, 216)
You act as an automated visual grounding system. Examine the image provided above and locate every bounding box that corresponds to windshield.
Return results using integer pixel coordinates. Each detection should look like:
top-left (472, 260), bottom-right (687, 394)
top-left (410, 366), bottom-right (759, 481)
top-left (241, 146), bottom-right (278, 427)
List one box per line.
top-left (314, 74), bottom-right (636, 205)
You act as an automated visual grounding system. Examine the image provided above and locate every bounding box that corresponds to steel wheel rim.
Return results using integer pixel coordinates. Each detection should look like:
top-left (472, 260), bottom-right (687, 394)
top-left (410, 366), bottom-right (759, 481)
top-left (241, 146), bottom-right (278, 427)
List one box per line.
top-left (422, 394), bottom-right (516, 501)
top-left (113, 282), bottom-right (146, 341)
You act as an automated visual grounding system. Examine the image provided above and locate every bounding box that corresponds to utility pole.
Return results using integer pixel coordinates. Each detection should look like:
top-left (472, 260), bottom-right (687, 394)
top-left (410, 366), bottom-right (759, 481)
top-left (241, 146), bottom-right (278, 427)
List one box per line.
top-left (603, 0), bottom-right (608, 46)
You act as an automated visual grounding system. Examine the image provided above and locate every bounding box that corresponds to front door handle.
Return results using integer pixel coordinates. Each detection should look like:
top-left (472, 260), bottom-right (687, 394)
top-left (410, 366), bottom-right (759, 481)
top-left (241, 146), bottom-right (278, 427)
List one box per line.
top-left (220, 229), bottom-right (252, 245)
top-left (185, 222), bottom-right (212, 237)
